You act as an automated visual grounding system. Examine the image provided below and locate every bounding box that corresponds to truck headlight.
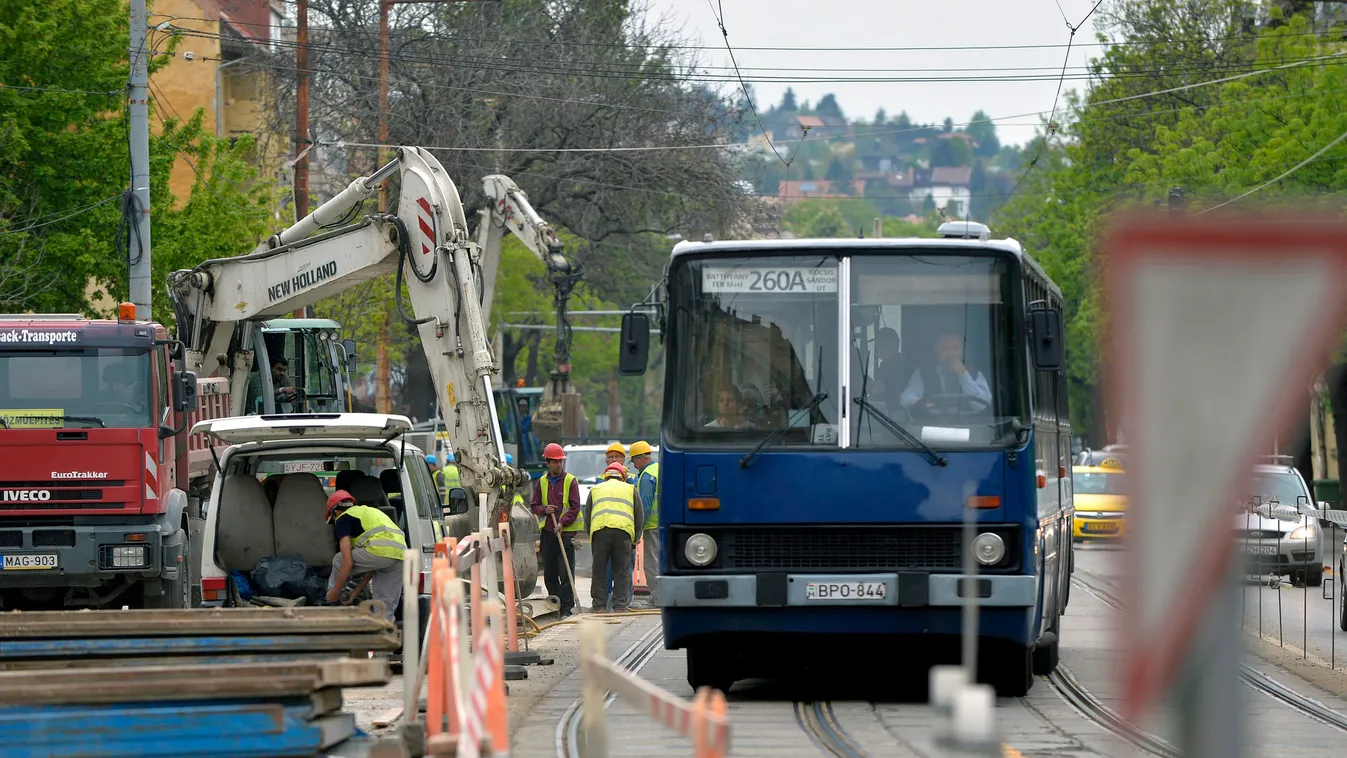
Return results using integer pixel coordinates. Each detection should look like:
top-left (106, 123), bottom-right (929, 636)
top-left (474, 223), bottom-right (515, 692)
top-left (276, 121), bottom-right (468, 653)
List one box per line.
top-left (684, 533), bottom-right (717, 567)
top-left (972, 533), bottom-right (1006, 566)
top-left (112, 545), bottom-right (146, 568)
top-left (1288, 525), bottom-right (1318, 542)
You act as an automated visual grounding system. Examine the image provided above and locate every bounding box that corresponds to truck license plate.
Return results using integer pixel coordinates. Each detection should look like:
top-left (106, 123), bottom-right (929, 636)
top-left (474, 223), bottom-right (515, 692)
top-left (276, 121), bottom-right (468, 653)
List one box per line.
top-left (1, 554), bottom-right (57, 570)
top-left (805, 581), bottom-right (887, 601)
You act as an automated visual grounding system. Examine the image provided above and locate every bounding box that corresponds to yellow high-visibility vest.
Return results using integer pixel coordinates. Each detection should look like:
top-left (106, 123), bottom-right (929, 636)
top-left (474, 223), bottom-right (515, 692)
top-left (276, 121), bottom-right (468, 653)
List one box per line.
top-left (540, 473), bottom-right (582, 532)
top-left (341, 505), bottom-right (407, 560)
top-left (638, 462), bottom-right (660, 531)
top-left (588, 479), bottom-right (637, 541)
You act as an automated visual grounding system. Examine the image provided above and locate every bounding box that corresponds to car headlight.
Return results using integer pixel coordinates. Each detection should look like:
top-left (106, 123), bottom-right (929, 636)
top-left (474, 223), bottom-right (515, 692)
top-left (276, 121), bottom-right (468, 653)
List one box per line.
top-left (1288, 525), bottom-right (1318, 542)
top-left (972, 532), bottom-right (1006, 566)
top-left (684, 533), bottom-right (717, 566)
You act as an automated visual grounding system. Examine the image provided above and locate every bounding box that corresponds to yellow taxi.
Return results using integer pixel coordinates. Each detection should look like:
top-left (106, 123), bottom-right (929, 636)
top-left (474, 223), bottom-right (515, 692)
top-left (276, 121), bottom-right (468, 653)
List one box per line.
top-left (1071, 457), bottom-right (1127, 539)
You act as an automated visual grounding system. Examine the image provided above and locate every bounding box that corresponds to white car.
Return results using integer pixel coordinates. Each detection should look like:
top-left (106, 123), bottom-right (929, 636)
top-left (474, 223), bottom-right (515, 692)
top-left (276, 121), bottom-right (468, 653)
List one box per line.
top-left (1239, 463), bottom-right (1324, 586)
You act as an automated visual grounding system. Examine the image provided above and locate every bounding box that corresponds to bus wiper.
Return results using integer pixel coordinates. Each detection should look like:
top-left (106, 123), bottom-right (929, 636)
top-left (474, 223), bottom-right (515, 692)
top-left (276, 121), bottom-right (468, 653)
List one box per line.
top-left (57, 416), bottom-right (106, 428)
top-left (739, 392), bottom-right (828, 469)
top-left (852, 396), bottom-right (947, 467)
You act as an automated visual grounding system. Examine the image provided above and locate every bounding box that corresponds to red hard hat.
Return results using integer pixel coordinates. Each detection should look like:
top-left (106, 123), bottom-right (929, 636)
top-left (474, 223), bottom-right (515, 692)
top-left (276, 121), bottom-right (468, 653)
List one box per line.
top-left (543, 443), bottom-right (566, 460)
top-left (603, 462), bottom-right (628, 480)
top-left (326, 490), bottom-right (355, 522)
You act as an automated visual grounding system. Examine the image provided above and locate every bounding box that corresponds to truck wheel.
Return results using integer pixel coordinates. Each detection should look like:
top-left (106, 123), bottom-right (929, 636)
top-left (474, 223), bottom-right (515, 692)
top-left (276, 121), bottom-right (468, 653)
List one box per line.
top-left (144, 530), bottom-right (190, 609)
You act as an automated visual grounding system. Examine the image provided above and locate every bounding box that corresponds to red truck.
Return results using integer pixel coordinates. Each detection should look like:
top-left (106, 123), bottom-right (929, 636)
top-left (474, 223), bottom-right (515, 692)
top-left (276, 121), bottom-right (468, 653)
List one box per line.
top-left (0, 304), bottom-right (226, 609)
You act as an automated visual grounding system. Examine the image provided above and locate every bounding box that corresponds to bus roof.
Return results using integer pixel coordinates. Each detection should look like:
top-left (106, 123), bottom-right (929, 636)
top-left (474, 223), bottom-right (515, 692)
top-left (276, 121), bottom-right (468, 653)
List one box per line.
top-left (667, 237), bottom-right (1060, 299)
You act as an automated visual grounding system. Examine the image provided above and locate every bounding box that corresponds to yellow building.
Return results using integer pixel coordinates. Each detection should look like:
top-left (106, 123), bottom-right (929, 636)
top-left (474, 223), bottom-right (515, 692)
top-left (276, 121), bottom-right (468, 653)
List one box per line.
top-left (149, 0), bottom-right (289, 205)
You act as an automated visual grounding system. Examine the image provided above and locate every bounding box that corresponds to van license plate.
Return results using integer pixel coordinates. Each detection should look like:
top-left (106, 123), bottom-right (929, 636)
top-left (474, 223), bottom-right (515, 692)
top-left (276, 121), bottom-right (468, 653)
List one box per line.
top-left (806, 581), bottom-right (887, 601)
top-left (2, 554), bottom-right (57, 570)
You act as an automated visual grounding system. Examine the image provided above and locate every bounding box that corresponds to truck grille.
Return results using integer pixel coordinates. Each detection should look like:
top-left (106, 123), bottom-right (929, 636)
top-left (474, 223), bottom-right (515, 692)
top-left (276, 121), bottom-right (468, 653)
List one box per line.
top-left (32, 530), bottom-right (75, 547)
top-left (0, 531), bottom-right (19, 548)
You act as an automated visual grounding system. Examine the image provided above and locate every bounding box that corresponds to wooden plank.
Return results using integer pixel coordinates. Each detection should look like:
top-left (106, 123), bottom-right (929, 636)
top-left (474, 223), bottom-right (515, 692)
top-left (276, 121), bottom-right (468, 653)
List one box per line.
top-left (373, 706), bottom-right (404, 728)
top-left (0, 651), bottom-right (350, 671)
top-left (0, 659), bottom-right (390, 706)
top-left (308, 687), bottom-right (345, 718)
top-left (0, 601), bottom-right (395, 639)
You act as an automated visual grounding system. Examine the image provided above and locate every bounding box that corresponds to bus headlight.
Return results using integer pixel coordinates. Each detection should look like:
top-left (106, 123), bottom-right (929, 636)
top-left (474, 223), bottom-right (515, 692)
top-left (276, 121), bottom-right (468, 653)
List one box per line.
top-left (684, 533), bottom-right (718, 567)
top-left (972, 533), bottom-right (1006, 566)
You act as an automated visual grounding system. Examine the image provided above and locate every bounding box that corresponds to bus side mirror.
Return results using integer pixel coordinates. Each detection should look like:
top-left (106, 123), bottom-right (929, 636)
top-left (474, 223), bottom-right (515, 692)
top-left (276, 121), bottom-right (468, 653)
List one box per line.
top-left (618, 312), bottom-right (650, 376)
top-left (1029, 308), bottom-right (1064, 371)
top-left (174, 372), bottom-right (199, 413)
top-left (342, 339), bottom-right (357, 374)
top-left (444, 486), bottom-right (470, 516)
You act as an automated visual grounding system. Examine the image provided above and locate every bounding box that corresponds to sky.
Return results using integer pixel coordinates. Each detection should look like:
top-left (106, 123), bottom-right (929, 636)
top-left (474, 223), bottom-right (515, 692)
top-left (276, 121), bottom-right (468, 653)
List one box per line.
top-left (643, 0), bottom-right (1107, 147)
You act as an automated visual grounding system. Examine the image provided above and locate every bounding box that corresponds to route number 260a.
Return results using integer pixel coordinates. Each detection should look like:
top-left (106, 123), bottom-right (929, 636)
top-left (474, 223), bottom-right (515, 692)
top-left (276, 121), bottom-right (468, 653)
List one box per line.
top-left (749, 270), bottom-right (809, 292)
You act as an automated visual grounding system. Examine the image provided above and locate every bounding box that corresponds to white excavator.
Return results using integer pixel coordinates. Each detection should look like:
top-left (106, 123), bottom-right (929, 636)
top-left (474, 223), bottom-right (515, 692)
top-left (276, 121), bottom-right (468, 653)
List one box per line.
top-left (477, 174), bottom-right (587, 467)
top-left (167, 148), bottom-right (539, 591)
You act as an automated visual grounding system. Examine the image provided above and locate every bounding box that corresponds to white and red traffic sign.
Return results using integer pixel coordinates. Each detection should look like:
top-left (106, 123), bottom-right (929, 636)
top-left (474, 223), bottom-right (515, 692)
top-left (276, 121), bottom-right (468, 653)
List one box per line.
top-left (1106, 217), bottom-right (1347, 720)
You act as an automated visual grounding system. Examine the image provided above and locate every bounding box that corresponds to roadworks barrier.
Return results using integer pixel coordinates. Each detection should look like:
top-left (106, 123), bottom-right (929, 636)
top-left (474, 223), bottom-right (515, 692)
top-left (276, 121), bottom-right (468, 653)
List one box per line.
top-left (577, 620), bottom-right (730, 758)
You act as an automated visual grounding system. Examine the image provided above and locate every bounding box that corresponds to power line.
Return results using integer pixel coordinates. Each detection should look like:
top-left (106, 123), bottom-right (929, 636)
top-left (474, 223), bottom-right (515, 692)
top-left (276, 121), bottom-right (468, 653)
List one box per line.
top-left (0, 195), bottom-right (121, 237)
top-left (156, 13), bottom-right (1336, 53)
top-left (1196, 127), bottom-right (1347, 214)
top-left (707, 0), bottom-right (792, 167)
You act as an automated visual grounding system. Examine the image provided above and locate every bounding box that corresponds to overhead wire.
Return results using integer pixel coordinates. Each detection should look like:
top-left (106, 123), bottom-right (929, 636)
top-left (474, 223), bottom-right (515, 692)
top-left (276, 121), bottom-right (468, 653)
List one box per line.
top-left (0, 195), bottom-right (122, 237)
top-left (0, 83), bottom-right (121, 96)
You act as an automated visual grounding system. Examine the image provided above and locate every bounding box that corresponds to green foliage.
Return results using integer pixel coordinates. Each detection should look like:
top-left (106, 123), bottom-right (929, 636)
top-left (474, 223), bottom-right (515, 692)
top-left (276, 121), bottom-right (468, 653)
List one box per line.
top-left (991, 1), bottom-right (1347, 441)
top-left (0, 0), bottom-right (280, 317)
top-left (966, 111), bottom-right (1001, 157)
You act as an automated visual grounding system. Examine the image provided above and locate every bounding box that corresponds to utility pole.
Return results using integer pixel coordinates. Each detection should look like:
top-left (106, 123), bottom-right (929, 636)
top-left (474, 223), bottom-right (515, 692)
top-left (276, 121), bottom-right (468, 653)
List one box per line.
top-left (293, 0), bottom-right (310, 319)
top-left (374, 0), bottom-right (494, 414)
top-left (128, 0), bottom-right (153, 320)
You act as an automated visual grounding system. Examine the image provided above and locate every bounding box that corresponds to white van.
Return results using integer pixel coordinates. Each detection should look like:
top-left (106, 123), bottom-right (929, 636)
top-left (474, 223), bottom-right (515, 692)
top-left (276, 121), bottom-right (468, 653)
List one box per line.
top-left (192, 413), bottom-right (465, 633)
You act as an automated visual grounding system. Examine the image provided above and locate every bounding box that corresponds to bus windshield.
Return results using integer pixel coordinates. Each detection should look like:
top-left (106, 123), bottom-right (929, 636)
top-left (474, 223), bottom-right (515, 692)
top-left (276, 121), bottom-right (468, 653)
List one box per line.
top-left (0, 348), bottom-right (153, 428)
top-left (850, 254), bottom-right (1023, 448)
top-left (668, 255), bottom-right (840, 447)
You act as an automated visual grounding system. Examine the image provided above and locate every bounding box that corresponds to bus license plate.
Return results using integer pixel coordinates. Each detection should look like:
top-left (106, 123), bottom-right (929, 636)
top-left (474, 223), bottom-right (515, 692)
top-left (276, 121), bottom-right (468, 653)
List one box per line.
top-left (1, 554), bottom-right (57, 570)
top-left (806, 581), bottom-right (887, 601)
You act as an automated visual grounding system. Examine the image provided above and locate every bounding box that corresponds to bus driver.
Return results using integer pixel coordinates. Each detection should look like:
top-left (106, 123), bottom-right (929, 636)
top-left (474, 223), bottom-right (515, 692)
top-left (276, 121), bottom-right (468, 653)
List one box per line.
top-left (898, 332), bottom-right (992, 413)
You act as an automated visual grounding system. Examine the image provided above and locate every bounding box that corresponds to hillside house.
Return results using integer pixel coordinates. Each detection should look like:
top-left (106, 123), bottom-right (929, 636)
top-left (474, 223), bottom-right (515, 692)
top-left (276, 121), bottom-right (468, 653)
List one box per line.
top-left (909, 166), bottom-right (973, 217)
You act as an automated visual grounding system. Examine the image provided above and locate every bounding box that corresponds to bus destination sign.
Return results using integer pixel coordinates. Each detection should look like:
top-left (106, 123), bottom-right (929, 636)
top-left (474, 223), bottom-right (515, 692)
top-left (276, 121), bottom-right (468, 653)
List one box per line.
top-left (701, 266), bottom-right (838, 294)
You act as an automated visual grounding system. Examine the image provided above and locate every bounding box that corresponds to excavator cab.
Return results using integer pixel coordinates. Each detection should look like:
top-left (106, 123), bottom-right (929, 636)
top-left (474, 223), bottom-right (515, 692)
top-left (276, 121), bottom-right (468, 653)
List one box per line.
top-left (493, 386), bottom-right (545, 476)
top-left (242, 320), bottom-right (352, 415)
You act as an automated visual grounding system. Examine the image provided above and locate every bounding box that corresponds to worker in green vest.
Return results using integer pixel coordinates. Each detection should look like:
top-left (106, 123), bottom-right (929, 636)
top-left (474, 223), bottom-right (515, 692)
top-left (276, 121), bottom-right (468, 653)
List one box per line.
top-left (585, 463), bottom-right (645, 613)
top-left (530, 443), bottom-right (581, 617)
top-left (429, 452), bottom-right (461, 502)
top-left (629, 440), bottom-right (660, 586)
top-left (323, 490), bottom-right (407, 622)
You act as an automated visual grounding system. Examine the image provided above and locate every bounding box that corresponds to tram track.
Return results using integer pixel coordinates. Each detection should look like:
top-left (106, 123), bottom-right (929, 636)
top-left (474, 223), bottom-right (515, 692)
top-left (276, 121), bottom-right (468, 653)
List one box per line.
top-left (1072, 572), bottom-right (1347, 737)
top-left (793, 700), bottom-right (870, 758)
top-left (555, 622), bottom-right (665, 758)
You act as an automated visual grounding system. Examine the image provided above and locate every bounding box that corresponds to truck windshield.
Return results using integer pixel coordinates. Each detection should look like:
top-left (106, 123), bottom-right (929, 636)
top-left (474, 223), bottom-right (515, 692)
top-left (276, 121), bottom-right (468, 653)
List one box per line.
top-left (0, 348), bottom-right (153, 428)
top-left (668, 255), bottom-right (840, 448)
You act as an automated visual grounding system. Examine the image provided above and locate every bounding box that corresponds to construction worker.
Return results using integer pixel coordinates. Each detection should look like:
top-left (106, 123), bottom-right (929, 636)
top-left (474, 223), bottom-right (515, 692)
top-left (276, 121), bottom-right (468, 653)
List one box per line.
top-left (430, 451), bottom-right (461, 501)
top-left (602, 442), bottom-right (635, 606)
top-left (629, 440), bottom-right (660, 589)
top-left (531, 443), bottom-right (581, 617)
top-left (324, 490), bottom-right (406, 622)
top-left (585, 463), bottom-right (645, 614)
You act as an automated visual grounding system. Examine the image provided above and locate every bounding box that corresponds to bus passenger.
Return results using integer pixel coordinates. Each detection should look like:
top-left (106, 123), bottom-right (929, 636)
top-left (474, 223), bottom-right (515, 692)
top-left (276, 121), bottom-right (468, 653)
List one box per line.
top-left (706, 386), bottom-right (749, 428)
top-left (899, 332), bottom-right (992, 412)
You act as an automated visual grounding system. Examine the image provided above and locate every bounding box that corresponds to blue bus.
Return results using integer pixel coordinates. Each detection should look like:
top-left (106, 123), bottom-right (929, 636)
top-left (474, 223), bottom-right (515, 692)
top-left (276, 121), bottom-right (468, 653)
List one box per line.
top-left (617, 221), bottom-right (1073, 697)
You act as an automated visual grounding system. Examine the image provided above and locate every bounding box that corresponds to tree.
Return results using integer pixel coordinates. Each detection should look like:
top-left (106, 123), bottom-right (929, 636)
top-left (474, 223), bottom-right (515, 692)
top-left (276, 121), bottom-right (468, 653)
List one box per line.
top-left (966, 110), bottom-right (1001, 157)
top-left (942, 117), bottom-right (954, 133)
top-left (930, 136), bottom-right (971, 167)
top-left (873, 108), bottom-right (887, 126)
top-left (779, 88), bottom-right (798, 111)
top-left (816, 93), bottom-right (844, 120)
top-left (921, 193), bottom-right (936, 214)
top-left (0, 0), bottom-right (281, 317)
top-left (824, 156), bottom-right (853, 184)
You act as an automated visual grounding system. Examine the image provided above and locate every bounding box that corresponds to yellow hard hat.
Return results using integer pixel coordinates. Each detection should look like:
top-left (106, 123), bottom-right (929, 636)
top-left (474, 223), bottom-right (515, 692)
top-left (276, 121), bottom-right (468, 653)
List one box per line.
top-left (606, 441), bottom-right (626, 457)
top-left (628, 440), bottom-right (653, 458)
